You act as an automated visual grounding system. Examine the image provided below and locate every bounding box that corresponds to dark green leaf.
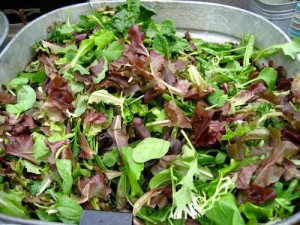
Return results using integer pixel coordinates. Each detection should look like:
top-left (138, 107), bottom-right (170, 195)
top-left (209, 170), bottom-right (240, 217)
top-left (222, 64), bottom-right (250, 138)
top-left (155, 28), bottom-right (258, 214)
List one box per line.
top-left (153, 33), bottom-right (170, 58)
top-left (19, 70), bottom-right (47, 85)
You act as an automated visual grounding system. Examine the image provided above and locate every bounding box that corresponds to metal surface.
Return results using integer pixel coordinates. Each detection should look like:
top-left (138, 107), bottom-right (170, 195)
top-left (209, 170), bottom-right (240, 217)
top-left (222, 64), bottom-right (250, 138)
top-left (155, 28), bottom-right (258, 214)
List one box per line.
top-left (249, 0), bottom-right (297, 33)
top-left (0, 1), bottom-right (300, 224)
top-left (0, 11), bottom-right (9, 50)
top-left (252, 0), bottom-right (298, 12)
top-left (79, 210), bottom-right (132, 225)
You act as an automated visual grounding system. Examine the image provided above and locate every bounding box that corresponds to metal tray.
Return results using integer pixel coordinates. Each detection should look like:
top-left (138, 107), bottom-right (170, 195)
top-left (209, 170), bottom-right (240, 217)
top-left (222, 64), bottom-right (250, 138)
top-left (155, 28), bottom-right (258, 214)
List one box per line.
top-left (0, 11), bottom-right (9, 50)
top-left (0, 1), bottom-right (300, 224)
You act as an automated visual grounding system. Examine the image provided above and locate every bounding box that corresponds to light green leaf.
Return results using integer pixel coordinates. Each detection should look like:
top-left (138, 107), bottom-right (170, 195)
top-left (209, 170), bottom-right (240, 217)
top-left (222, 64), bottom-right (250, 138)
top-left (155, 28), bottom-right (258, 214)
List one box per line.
top-left (92, 29), bottom-right (115, 52)
top-left (32, 132), bottom-right (50, 161)
top-left (6, 77), bottom-right (29, 89)
top-left (149, 168), bottom-right (171, 189)
top-left (92, 57), bottom-right (108, 84)
top-left (122, 146), bottom-right (144, 198)
top-left (0, 183), bottom-right (29, 218)
top-left (243, 34), bottom-right (255, 67)
top-left (71, 38), bottom-right (94, 67)
top-left (205, 194), bottom-right (245, 225)
top-left (55, 195), bottom-right (82, 224)
top-left (74, 95), bottom-right (89, 117)
top-left (101, 41), bottom-right (124, 61)
top-left (73, 64), bottom-right (90, 75)
top-left (132, 138), bottom-right (170, 163)
top-left (21, 159), bottom-right (42, 174)
top-left (6, 85), bottom-right (36, 115)
top-left (88, 90), bottom-right (125, 108)
top-left (56, 159), bottom-right (73, 195)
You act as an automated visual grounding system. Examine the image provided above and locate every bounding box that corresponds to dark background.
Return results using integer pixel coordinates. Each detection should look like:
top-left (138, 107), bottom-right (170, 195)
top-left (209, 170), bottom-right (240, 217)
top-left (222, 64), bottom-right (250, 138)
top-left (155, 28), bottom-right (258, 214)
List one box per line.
top-left (0, 0), bottom-right (86, 23)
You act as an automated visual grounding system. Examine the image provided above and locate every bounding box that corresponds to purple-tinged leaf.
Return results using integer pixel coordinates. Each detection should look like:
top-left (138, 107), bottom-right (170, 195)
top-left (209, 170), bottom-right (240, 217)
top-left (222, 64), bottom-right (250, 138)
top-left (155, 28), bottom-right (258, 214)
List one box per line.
top-left (235, 164), bottom-right (258, 190)
top-left (107, 115), bottom-right (129, 154)
top-left (77, 168), bottom-right (112, 203)
top-left (133, 117), bottom-right (151, 140)
top-left (2, 134), bottom-right (37, 163)
top-left (78, 134), bottom-right (96, 160)
top-left (164, 100), bottom-right (191, 129)
top-left (254, 141), bottom-right (298, 187)
top-left (248, 184), bottom-right (276, 205)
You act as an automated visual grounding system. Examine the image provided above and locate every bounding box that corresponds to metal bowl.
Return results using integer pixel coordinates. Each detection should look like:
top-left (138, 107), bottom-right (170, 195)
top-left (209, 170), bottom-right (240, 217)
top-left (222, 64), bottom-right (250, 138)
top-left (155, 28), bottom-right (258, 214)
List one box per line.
top-left (0, 11), bottom-right (9, 50)
top-left (0, 1), bottom-right (299, 224)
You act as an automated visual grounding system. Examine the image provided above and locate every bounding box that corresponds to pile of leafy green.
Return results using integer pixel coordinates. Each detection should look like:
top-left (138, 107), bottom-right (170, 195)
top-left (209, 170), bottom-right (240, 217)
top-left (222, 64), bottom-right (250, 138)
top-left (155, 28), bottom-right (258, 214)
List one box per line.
top-left (1, 0), bottom-right (300, 224)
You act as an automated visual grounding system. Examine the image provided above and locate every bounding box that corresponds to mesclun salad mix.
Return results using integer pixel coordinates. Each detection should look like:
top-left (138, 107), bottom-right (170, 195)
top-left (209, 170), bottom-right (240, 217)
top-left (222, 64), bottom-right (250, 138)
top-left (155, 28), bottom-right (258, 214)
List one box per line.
top-left (1, 0), bottom-right (300, 224)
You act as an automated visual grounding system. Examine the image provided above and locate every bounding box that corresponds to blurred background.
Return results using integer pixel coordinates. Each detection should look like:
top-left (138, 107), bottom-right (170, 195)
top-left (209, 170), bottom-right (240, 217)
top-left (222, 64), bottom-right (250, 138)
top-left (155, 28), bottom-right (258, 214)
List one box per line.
top-left (0, 0), bottom-right (299, 51)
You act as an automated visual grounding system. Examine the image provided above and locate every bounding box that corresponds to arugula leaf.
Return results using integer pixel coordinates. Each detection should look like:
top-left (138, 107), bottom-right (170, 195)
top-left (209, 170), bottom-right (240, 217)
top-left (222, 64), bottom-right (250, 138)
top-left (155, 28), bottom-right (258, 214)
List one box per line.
top-left (71, 39), bottom-right (94, 67)
top-left (6, 85), bottom-right (36, 115)
top-left (243, 34), bottom-right (255, 67)
top-left (160, 20), bottom-right (176, 37)
top-left (132, 138), bottom-right (170, 163)
top-left (58, 12), bottom-right (75, 34)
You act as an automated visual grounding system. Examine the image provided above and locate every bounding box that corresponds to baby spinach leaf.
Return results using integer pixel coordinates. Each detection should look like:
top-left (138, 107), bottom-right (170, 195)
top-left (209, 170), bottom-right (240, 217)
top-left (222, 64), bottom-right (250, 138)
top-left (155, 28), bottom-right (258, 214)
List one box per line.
top-left (19, 70), bottom-right (47, 85)
top-left (101, 41), bottom-right (124, 61)
top-left (153, 33), bottom-right (170, 58)
top-left (242, 67), bottom-right (277, 90)
top-left (132, 138), bottom-right (170, 163)
top-left (55, 194), bottom-right (82, 224)
top-left (6, 85), bottom-right (36, 115)
top-left (74, 95), bottom-right (89, 117)
top-left (204, 193), bottom-right (245, 225)
top-left (149, 168), bottom-right (171, 189)
top-left (122, 146), bottom-right (144, 198)
top-left (5, 77), bottom-right (29, 89)
top-left (56, 159), bottom-right (73, 195)
top-left (207, 89), bottom-right (228, 108)
top-left (0, 183), bottom-right (29, 219)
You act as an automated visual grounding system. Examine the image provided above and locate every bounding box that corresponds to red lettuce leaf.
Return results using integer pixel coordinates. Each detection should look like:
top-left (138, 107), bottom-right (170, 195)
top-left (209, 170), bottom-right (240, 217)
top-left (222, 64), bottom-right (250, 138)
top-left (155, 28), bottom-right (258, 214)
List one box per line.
top-left (164, 100), bottom-right (191, 129)
top-left (1, 134), bottom-right (36, 163)
top-left (0, 92), bottom-right (17, 104)
top-left (133, 117), bottom-right (151, 140)
top-left (248, 184), bottom-right (276, 205)
top-left (46, 139), bottom-right (75, 165)
top-left (43, 76), bottom-right (75, 122)
top-left (78, 134), bottom-right (96, 160)
top-left (253, 141), bottom-right (298, 187)
top-left (77, 168), bottom-right (112, 203)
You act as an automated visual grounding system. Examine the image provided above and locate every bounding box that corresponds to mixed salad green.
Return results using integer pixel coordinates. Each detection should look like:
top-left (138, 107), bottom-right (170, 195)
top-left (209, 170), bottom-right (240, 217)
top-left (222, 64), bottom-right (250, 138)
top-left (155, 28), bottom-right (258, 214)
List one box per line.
top-left (1, 0), bottom-right (300, 224)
